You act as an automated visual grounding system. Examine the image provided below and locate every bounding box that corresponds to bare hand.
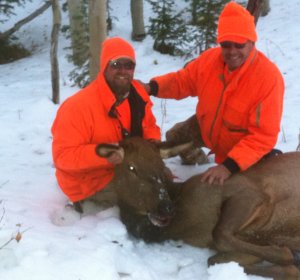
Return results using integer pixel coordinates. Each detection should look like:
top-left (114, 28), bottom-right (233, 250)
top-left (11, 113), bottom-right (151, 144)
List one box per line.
top-left (107, 152), bottom-right (123, 165)
top-left (200, 164), bottom-right (231, 185)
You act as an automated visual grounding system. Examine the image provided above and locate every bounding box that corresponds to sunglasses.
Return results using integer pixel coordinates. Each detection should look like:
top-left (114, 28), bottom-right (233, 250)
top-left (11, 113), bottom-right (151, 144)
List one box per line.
top-left (220, 41), bottom-right (247, 49)
top-left (109, 60), bottom-right (136, 70)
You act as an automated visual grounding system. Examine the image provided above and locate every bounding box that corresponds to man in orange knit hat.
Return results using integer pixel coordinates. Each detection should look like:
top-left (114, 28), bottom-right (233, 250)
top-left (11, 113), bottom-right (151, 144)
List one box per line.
top-left (141, 1), bottom-right (284, 185)
top-left (52, 37), bottom-right (160, 212)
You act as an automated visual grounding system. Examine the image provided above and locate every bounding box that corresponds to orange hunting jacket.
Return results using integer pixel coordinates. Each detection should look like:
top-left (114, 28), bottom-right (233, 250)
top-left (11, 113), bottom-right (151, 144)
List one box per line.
top-left (153, 47), bottom-right (284, 171)
top-left (51, 77), bottom-right (160, 202)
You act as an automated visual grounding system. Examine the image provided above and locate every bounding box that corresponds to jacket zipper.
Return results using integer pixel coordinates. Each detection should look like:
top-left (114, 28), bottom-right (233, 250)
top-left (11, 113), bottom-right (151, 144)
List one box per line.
top-left (209, 74), bottom-right (227, 142)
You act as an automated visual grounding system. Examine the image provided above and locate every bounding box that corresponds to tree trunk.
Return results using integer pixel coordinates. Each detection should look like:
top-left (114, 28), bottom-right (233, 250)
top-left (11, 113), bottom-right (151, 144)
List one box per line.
top-left (261, 0), bottom-right (270, 16)
top-left (246, 0), bottom-right (263, 24)
top-left (130, 0), bottom-right (146, 41)
top-left (50, 0), bottom-right (61, 104)
top-left (67, 0), bottom-right (86, 66)
top-left (88, 0), bottom-right (107, 81)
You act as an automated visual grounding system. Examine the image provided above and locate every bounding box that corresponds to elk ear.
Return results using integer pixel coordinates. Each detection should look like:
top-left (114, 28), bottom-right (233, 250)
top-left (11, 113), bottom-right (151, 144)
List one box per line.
top-left (159, 141), bottom-right (194, 159)
top-left (96, 143), bottom-right (125, 160)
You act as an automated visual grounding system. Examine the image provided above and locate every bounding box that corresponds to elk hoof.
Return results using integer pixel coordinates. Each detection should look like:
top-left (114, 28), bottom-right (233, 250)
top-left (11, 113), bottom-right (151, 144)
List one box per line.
top-left (180, 147), bottom-right (208, 165)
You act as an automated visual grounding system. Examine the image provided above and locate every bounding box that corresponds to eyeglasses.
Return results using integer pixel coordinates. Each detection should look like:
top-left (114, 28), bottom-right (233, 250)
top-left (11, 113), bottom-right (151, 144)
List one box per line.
top-left (109, 60), bottom-right (136, 70)
top-left (220, 41), bottom-right (247, 49)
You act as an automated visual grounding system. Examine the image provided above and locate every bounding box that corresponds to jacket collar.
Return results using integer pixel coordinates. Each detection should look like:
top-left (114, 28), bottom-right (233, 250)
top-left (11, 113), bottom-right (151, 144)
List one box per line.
top-left (96, 73), bottom-right (120, 115)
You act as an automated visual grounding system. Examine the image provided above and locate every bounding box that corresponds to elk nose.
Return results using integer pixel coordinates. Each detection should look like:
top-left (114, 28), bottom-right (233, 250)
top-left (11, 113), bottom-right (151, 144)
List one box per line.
top-left (158, 200), bottom-right (175, 217)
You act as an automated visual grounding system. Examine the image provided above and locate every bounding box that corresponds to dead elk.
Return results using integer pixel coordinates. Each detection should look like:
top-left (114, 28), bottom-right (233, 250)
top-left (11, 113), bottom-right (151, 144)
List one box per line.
top-left (96, 137), bottom-right (300, 280)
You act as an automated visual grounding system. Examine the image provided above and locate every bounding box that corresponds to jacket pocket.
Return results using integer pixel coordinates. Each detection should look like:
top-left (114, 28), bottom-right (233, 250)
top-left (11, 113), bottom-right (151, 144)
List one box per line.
top-left (222, 102), bottom-right (249, 133)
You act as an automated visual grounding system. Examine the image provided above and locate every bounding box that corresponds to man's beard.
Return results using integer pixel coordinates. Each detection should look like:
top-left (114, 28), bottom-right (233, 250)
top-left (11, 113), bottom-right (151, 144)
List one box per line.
top-left (109, 81), bottom-right (131, 102)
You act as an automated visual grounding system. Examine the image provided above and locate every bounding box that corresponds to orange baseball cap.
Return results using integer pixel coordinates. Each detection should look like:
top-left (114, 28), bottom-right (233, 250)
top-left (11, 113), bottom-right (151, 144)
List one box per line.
top-left (217, 1), bottom-right (257, 44)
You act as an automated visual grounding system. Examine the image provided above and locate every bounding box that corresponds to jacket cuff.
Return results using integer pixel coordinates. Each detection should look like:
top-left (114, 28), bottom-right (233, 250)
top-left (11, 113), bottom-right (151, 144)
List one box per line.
top-left (222, 157), bottom-right (240, 174)
top-left (149, 80), bottom-right (158, 96)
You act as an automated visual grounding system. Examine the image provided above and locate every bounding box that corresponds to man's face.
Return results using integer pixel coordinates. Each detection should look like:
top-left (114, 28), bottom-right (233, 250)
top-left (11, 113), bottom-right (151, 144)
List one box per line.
top-left (220, 41), bottom-right (254, 71)
top-left (104, 58), bottom-right (135, 99)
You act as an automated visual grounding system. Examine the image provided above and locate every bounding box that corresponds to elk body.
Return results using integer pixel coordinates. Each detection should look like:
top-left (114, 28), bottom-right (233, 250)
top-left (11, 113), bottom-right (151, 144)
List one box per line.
top-left (96, 137), bottom-right (300, 280)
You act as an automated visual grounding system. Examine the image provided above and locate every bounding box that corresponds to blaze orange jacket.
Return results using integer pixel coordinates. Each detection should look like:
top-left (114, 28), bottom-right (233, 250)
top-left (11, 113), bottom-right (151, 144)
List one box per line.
top-left (51, 77), bottom-right (160, 202)
top-left (153, 47), bottom-right (284, 171)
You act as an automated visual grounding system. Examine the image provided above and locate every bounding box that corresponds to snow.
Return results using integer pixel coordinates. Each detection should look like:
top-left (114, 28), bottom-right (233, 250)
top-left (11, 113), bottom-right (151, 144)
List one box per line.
top-left (0, 0), bottom-right (299, 279)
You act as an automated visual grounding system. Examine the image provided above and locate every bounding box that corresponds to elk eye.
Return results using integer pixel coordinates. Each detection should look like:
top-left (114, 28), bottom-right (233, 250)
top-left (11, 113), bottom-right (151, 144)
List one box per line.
top-left (128, 165), bottom-right (137, 175)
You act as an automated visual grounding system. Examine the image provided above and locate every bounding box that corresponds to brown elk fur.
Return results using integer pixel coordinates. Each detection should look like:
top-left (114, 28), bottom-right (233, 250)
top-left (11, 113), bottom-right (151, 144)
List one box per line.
top-left (96, 137), bottom-right (300, 280)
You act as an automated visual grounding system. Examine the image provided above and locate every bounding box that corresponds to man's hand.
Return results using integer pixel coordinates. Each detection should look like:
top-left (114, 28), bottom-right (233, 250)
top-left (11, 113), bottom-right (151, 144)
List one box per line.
top-left (200, 164), bottom-right (231, 185)
top-left (107, 151), bottom-right (123, 165)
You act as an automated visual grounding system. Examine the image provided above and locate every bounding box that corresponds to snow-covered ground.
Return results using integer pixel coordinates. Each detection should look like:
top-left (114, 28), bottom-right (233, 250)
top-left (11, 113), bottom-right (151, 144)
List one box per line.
top-left (0, 0), bottom-right (299, 279)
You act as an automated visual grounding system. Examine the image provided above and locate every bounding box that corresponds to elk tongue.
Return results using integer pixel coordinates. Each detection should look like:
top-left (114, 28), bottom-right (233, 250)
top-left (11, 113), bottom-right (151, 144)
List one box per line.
top-left (148, 213), bottom-right (172, 227)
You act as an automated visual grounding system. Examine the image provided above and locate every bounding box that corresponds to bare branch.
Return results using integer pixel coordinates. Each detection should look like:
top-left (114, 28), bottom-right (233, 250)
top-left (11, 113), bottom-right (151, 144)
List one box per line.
top-left (0, 227), bottom-right (31, 250)
top-left (0, 180), bottom-right (9, 188)
top-left (0, 236), bottom-right (15, 250)
top-left (0, 208), bottom-right (5, 227)
top-left (0, 1), bottom-right (51, 41)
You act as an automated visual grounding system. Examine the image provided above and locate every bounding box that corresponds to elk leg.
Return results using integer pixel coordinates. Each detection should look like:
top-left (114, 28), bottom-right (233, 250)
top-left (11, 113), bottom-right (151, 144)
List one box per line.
top-left (209, 252), bottom-right (300, 279)
top-left (166, 114), bottom-right (204, 146)
top-left (208, 251), bottom-right (261, 266)
top-left (244, 264), bottom-right (300, 280)
top-left (213, 190), bottom-right (294, 265)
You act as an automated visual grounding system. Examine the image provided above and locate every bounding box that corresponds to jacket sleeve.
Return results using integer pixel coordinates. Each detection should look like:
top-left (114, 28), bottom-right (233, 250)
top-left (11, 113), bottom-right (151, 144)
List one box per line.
top-left (228, 69), bottom-right (284, 171)
top-left (51, 100), bottom-right (113, 173)
top-left (153, 58), bottom-right (200, 100)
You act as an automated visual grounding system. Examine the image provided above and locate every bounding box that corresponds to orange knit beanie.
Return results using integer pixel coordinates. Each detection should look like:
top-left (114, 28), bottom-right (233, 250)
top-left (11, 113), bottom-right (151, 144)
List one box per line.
top-left (100, 37), bottom-right (136, 73)
top-left (217, 1), bottom-right (257, 44)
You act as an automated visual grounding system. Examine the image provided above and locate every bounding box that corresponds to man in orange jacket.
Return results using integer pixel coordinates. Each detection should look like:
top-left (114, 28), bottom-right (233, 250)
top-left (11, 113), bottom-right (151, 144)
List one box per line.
top-left (141, 2), bottom-right (284, 185)
top-left (52, 37), bottom-right (160, 211)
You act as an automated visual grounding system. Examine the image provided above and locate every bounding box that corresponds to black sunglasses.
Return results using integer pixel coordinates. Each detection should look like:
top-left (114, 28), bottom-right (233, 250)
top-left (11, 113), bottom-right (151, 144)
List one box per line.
top-left (220, 41), bottom-right (247, 49)
top-left (109, 60), bottom-right (136, 70)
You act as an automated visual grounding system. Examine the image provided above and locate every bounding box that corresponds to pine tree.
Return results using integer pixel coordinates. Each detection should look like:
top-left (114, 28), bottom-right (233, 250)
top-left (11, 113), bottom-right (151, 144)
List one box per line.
top-left (62, 0), bottom-right (113, 88)
top-left (0, 0), bottom-right (27, 23)
top-left (61, 0), bottom-right (89, 87)
top-left (147, 0), bottom-right (187, 56)
top-left (184, 0), bottom-right (230, 57)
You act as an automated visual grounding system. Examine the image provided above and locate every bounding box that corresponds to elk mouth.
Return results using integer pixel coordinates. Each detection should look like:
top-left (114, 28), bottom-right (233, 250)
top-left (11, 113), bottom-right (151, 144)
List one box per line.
top-left (148, 213), bottom-right (173, 227)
